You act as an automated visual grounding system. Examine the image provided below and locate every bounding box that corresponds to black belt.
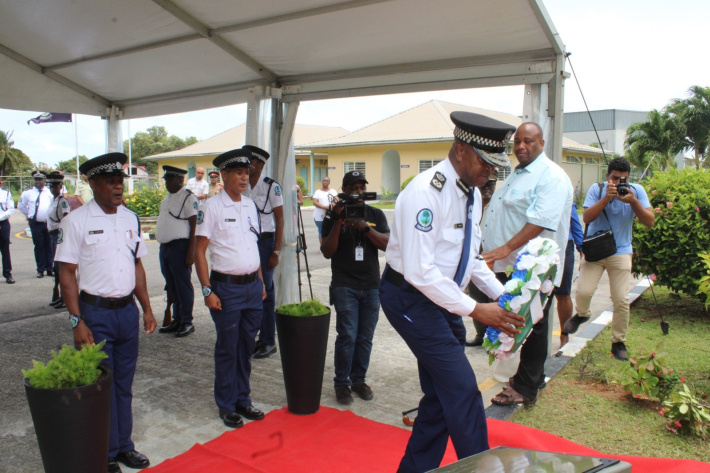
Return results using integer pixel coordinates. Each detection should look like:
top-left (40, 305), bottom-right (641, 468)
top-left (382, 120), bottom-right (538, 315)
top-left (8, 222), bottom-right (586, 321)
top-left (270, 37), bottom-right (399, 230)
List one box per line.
top-left (162, 238), bottom-right (188, 246)
top-left (383, 265), bottom-right (421, 295)
top-left (80, 291), bottom-right (134, 309)
top-left (211, 270), bottom-right (259, 285)
top-left (259, 232), bottom-right (274, 240)
top-left (49, 229), bottom-right (60, 236)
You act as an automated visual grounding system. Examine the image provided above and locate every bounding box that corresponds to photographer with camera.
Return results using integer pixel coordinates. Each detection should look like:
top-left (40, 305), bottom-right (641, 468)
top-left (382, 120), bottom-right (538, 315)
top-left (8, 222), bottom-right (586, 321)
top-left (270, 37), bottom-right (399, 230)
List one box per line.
top-left (321, 171), bottom-right (389, 405)
top-left (564, 157), bottom-right (654, 361)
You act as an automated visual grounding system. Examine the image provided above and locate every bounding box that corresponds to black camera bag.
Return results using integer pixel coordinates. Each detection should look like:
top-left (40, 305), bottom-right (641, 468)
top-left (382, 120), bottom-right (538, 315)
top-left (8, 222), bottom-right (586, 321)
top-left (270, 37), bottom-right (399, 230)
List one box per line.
top-left (582, 183), bottom-right (617, 262)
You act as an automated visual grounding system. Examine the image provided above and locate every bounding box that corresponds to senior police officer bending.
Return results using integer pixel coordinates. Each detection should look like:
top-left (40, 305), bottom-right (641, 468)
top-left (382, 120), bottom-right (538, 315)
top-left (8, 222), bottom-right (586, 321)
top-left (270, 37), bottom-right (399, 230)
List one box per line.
top-left (56, 153), bottom-right (156, 473)
top-left (156, 165), bottom-right (199, 338)
top-left (195, 149), bottom-right (267, 429)
top-left (380, 112), bottom-right (525, 473)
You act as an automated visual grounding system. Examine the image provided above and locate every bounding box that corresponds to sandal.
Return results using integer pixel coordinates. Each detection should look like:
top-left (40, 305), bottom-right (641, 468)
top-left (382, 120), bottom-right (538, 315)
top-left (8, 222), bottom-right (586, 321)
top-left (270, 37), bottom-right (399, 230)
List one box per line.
top-left (491, 385), bottom-right (536, 406)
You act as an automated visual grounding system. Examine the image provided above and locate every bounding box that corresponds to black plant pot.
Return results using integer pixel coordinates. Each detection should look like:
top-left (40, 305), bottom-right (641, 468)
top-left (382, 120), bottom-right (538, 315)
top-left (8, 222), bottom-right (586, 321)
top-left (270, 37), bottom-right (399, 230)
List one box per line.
top-left (276, 309), bottom-right (331, 415)
top-left (24, 365), bottom-right (112, 473)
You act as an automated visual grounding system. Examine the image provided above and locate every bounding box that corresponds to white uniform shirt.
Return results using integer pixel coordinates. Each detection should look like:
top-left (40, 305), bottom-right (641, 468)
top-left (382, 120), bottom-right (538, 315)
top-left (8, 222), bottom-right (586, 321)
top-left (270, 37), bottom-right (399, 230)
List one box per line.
top-left (155, 188), bottom-right (199, 244)
top-left (186, 177), bottom-right (209, 202)
top-left (0, 188), bottom-right (14, 222)
top-left (196, 191), bottom-right (260, 275)
top-left (244, 176), bottom-right (283, 233)
top-left (385, 158), bottom-right (504, 317)
top-left (55, 200), bottom-right (147, 298)
top-left (47, 195), bottom-right (71, 231)
top-left (18, 187), bottom-right (53, 222)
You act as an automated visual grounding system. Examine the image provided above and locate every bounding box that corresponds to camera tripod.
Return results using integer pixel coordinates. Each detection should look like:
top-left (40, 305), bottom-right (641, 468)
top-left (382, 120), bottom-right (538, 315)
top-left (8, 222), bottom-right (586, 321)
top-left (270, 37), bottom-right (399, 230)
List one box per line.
top-left (295, 204), bottom-right (313, 301)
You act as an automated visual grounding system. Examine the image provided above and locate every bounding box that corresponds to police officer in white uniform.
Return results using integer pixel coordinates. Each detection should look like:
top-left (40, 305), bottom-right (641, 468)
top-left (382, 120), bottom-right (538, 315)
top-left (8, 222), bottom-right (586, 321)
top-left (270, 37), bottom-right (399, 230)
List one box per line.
top-left (56, 152), bottom-right (156, 473)
top-left (46, 171), bottom-right (71, 308)
top-left (380, 112), bottom-right (525, 473)
top-left (0, 179), bottom-right (15, 283)
top-left (195, 148), bottom-right (267, 429)
top-left (156, 165), bottom-right (199, 338)
top-left (242, 144), bottom-right (284, 359)
top-left (18, 171), bottom-right (54, 277)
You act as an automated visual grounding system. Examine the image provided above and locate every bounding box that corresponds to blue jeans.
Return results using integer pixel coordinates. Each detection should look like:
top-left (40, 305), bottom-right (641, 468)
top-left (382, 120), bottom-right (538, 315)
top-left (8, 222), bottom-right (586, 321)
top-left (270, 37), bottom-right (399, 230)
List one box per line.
top-left (332, 286), bottom-right (380, 387)
top-left (256, 235), bottom-right (276, 345)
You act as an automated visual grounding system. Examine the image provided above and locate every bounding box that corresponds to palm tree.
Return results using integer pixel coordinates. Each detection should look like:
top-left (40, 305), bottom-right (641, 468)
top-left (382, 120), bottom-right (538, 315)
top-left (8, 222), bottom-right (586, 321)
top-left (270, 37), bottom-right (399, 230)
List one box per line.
top-left (0, 130), bottom-right (25, 176)
top-left (624, 110), bottom-right (684, 171)
top-left (667, 85), bottom-right (710, 169)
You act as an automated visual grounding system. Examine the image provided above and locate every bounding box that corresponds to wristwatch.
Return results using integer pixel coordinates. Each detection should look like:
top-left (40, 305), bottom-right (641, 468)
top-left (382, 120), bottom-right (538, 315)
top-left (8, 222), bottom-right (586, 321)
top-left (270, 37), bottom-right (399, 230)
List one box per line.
top-left (69, 314), bottom-right (84, 329)
top-left (363, 225), bottom-right (371, 233)
top-left (273, 250), bottom-right (281, 256)
top-left (202, 285), bottom-right (212, 297)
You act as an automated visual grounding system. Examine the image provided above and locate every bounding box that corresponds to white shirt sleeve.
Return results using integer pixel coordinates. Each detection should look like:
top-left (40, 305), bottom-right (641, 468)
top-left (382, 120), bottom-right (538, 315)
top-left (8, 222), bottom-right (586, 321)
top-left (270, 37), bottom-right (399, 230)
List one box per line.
top-left (18, 190), bottom-right (30, 217)
top-left (0, 190), bottom-right (14, 221)
top-left (55, 214), bottom-right (81, 264)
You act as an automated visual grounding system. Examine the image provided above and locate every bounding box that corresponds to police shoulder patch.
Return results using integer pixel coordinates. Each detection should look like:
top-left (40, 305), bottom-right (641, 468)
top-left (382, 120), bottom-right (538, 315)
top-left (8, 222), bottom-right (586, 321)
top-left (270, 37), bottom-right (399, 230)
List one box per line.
top-left (61, 200), bottom-right (68, 208)
top-left (415, 209), bottom-right (433, 232)
top-left (197, 210), bottom-right (204, 225)
top-left (56, 228), bottom-right (63, 244)
top-left (193, 201), bottom-right (198, 209)
top-left (274, 184), bottom-right (282, 196)
top-left (430, 171), bottom-right (446, 192)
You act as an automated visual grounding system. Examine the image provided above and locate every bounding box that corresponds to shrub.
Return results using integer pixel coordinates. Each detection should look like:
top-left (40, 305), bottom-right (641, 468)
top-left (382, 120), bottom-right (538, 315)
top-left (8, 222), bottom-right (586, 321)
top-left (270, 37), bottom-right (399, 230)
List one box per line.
top-left (661, 383), bottom-right (710, 438)
top-left (697, 253), bottom-right (710, 309)
top-left (277, 299), bottom-right (329, 316)
top-left (296, 176), bottom-right (308, 196)
top-left (618, 343), bottom-right (678, 401)
top-left (633, 169), bottom-right (710, 300)
top-left (23, 341), bottom-right (108, 389)
top-left (401, 175), bottom-right (415, 191)
top-left (124, 188), bottom-right (167, 217)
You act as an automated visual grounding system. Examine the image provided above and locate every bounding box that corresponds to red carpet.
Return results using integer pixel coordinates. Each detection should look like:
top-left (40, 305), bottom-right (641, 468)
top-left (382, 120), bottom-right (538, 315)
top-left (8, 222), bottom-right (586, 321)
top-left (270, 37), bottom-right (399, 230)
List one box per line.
top-left (146, 406), bottom-right (708, 472)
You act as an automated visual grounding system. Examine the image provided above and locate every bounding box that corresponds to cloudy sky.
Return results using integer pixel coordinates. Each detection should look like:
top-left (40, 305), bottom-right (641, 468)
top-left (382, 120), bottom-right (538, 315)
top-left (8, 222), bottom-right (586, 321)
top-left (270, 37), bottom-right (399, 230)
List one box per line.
top-left (1, 0), bottom-right (707, 167)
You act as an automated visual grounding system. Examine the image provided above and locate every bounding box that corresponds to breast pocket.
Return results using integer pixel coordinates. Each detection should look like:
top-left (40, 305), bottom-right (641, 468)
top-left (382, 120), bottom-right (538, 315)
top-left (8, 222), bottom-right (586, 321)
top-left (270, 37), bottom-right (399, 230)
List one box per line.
top-left (84, 232), bottom-right (112, 260)
top-left (215, 220), bottom-right (239, 245)
top-left (442, 227), bottom-right (465, 246)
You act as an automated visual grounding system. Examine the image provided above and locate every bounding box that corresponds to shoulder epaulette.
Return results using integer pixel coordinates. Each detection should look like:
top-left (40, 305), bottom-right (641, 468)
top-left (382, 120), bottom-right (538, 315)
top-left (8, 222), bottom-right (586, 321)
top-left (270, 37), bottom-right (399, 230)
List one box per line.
top-left (430, 171), bottom-right (446, 192)
top-left (263, 177), bottom-right (276, 185)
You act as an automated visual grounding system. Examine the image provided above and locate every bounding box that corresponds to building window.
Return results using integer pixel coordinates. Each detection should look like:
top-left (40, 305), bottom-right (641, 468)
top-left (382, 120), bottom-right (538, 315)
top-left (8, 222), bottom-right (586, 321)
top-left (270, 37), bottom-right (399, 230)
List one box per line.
top-left (586, 157), bottom-right (600, 165)
top-left (566, 155), bottom-right (583, 164)
top-left (498, 168), bottom-right (511, 180)
top-left (344, 161), bottom-right (366, 174)
top-left (418, 159), bottom-right (442, 173)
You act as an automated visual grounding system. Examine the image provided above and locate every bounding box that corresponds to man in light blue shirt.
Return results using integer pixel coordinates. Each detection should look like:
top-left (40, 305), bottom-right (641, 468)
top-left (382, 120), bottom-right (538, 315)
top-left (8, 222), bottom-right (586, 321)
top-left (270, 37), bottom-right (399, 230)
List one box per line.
top-left (564, 157), bottom-right (654, 361)
top-left (482, 122), bottom-right (573, 406)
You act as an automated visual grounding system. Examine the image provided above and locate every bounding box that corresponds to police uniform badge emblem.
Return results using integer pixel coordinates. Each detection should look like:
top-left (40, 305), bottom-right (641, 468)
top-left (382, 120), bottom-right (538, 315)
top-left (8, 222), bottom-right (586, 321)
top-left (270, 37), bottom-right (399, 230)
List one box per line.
top-left (56, 228), bottom-right (63, 244)
top-left (415, 209), bottom-right (433, 232)
top-left (61, 200), bottom-right (68, 209)
top-left (193, 201), bottom-right (198, 209)
top-left (430, 171), bottom-right (446, 192)
top-left (197, 210), bottom-right (204, 225)
top-left (274, 184), bottom-right (282, 196)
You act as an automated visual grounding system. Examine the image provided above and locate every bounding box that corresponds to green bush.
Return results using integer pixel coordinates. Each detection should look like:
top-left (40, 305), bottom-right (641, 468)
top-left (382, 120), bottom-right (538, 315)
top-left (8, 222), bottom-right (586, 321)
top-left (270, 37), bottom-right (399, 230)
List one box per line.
top-left (697, 253), bottom-right (710, 309)
top-left (124, 188), bottom-right (167, 217)
top-left (23, 341), bottom-right (108, 389)
top-left (633, 169), bottom-right (710, 300)
top-left (618, 342), bottom-right (679, 401)
top-left (296, 176), bottom-right (308, 196)
top-left (276, 299), bottom-right (329, 316)
top-left (401, 175), bottom-right (415, 191)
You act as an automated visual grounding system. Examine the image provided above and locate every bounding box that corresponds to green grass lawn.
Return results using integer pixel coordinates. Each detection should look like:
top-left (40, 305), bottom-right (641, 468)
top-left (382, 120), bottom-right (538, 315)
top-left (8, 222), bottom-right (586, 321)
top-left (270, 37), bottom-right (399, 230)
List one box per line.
top-left (512, 286), bottom-right (710, 461)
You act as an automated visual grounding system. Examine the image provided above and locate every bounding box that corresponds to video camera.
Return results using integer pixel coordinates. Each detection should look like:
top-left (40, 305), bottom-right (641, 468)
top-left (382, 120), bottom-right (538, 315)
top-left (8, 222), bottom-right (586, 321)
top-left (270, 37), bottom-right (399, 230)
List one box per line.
top-left (616, 177), bottom-right (630, 197)
top-left (333, 192), bottom-right (377, 220)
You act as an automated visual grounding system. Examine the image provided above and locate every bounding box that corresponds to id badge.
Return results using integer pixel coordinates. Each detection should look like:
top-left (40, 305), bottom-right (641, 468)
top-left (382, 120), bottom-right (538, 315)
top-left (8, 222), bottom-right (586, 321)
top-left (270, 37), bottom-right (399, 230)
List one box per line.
top-left (355, 245), bottom-right (364, 261)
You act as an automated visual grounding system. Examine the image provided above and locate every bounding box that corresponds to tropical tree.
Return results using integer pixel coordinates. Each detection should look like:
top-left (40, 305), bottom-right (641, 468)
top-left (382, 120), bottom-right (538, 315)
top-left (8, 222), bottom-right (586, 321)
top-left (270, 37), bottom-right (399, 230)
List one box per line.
top-left (56, 155), bottom-right (89, 174)
top-left (666, 85), bottom-right (710, 169)
top-left (624, 110), bottom-right (684, 171)
top-left (123, 126), bottom-right (198, 174)
top-left (0, 130), bottom-right (33, 175)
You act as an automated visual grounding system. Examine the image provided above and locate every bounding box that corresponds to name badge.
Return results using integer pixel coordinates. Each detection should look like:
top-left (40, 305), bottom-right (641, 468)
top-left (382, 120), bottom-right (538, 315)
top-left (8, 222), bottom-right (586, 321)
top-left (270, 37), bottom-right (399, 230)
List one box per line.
top-left (224, 218), bottom-right (236, 222)
top-left (355, 245), bottom-right (364, 261)
top-left (89, 230), bottom-right (104, 234)
top-left (454, 223), bottom-right (463, 229)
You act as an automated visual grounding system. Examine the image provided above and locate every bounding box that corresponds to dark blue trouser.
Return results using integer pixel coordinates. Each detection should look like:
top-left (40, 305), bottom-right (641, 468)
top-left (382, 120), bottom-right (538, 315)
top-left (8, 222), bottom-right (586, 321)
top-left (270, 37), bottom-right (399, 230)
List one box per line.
top-left (256, 235), bottom-right (276, 345)
top-left (29, 219), bottom-right (52, 272)
top-left (210, 278), bottom-right (263, 413)
top-left (80, 299), bottom-right (139, 458)
top-left (332, 286), bottom-right (380, 387)
top-left (380, 277), bottom-right (488, 473)
top-left (0, 219), bottom-right (11, 277)
top-left (159, 240), bottom-right (194, 324)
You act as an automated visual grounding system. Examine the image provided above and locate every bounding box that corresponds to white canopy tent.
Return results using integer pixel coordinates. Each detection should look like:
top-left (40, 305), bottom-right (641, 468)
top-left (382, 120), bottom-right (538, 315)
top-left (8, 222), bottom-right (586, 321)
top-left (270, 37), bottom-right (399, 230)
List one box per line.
top-left (0, 0), bottom-right (567, 303)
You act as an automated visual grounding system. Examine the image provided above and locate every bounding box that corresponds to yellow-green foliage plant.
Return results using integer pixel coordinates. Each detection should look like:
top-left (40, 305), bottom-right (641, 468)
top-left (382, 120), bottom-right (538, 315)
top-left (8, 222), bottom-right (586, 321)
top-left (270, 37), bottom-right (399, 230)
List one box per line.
top-left (23, 341), bottom-right (108, 389)
top-left (276, 299), bottom-right (329, 317)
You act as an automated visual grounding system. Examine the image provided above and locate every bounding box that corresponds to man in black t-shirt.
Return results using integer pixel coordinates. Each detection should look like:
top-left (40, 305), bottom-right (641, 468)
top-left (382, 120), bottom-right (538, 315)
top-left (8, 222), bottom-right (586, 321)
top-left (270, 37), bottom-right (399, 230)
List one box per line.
top-left (321, 171), bottom-right (390, 405)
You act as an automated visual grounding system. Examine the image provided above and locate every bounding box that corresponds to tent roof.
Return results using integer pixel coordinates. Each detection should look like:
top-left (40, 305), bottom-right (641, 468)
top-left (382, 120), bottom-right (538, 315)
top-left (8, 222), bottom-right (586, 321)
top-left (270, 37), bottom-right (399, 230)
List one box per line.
top-left (298, 99), bottom-right (603, 154)
top-left (144, 123), bottom-right (348, 160)
top-left (0, 0), bottom-right (565, 119)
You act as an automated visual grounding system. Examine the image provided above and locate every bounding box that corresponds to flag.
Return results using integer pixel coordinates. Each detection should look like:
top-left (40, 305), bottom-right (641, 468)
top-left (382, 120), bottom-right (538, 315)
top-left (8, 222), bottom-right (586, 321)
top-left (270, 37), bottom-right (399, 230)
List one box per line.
top-left (27, 112), bottom-right (72, 125)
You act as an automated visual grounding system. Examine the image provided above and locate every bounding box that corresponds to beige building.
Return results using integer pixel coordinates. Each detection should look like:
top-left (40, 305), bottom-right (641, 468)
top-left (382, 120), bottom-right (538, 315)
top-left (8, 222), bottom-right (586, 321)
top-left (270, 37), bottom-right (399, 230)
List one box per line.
top-left (296, 100), bottom-right (606, 200)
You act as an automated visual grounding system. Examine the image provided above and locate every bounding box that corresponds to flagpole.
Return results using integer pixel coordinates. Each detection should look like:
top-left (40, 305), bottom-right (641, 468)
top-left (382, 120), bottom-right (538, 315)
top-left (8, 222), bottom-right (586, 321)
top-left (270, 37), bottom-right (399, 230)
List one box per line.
top-left (74, 115), bottom-right (80, 183)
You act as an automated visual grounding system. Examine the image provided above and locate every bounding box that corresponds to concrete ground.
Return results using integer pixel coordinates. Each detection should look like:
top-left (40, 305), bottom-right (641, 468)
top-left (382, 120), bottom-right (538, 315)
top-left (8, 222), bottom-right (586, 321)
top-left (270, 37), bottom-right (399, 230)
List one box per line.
top-left (0, 207), bottom-right (632, 472)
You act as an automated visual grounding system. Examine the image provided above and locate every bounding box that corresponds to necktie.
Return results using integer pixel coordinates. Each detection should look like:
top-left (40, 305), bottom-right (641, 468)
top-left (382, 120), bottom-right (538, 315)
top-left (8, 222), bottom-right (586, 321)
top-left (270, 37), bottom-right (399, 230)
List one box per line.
top-left (32, 191), bottom-right (41, 220)
top-left (453, 185), bottom-right (474, 286)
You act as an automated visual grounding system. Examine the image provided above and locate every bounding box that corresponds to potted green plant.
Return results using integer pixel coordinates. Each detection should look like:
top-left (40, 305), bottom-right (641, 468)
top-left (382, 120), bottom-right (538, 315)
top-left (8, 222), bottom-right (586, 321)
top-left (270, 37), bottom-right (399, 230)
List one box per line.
top-left (23, 341), bottom-right (112, 473)
top-left (275, 299), bottom-right (331, 415)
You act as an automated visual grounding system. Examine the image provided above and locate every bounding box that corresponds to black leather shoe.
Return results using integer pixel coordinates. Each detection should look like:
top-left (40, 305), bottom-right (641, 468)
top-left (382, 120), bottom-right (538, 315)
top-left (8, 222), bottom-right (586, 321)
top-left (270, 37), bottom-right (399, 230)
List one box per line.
top-left (108, 457), bottom-right (122, 473)
top-left (611, 341), bottom-right (628, 361)
top-left (5, 276), bottom-right (15, 284)
top-left (351, 382), bottom-right (374, 401)
top-left (253, 343), bottom-right (277, 359)
top-left (49, 298), bottom-right (61, 306)
top-left (219, 411), bottom-right (244, 428)
top-left (563, 314), bottom-right (590, 334)
top-left (158, 320), bottom-right (179, 333)
top-left (175, 323), bottom-right (195, 338)
top-left (115, 449), bottom-right (150, 469)
top-left (36, 271), bottom-right (44, 278)
top-left (46, 269), bottom-right (54, 277)
top-left (54, 301), bottom-right (67, 309)
top-left (465, 336), bottom-right (484, 347)
top-left (235, 404), bottom-right (265, 420)
top-left (253, 340), bottom-right (264, 354)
